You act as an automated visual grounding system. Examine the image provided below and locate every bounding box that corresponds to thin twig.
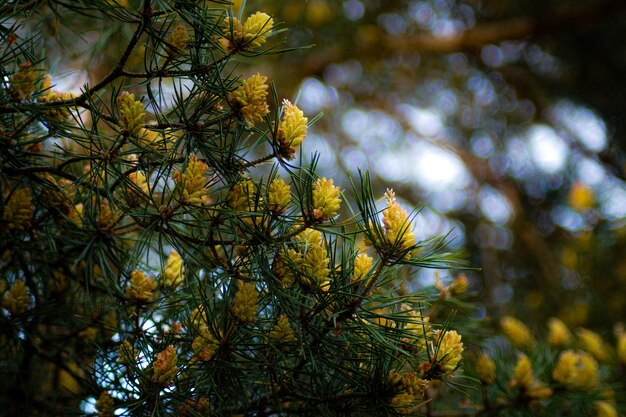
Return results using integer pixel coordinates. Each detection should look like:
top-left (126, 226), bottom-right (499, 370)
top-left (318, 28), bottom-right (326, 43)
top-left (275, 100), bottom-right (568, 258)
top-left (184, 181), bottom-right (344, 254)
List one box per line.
top-left (0, 0), bottom-right (151, 115)
top-left (242, 151), bottom-right (277, 168)
top-left (3, 166), bottom-right (108, 196)
top-left (8, 115), bottom-right (37, 138)
top-left (119, 50), bottom-right (238, 79)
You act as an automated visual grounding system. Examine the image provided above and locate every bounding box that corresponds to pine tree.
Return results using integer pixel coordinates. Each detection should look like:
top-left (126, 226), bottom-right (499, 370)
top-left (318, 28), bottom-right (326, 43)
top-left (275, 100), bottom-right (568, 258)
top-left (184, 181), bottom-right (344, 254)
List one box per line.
top-left (3, 2), bottom-right (624, 417)
top-left (0, 1), bottom-right (468, 416)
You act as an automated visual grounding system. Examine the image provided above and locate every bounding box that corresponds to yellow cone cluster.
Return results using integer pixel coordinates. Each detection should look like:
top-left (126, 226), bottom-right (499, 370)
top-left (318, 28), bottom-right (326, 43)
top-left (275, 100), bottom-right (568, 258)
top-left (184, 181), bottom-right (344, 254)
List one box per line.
top-left (312, 177), bottom-right (341, 221)
top-left (273, 228), bottom-right (331, 290)
top-left (152, 345), bottom-right (178, 385)
top-left (509, 353), bottom-right (552, 400)
top-left (188, 305), bottom-right (210, 332)
top-left (278, 99), bottom-right (308, 159)
top-left (128, 171), bottom-right (150, 203)
top-left (173, 155), bottom-right (210, 206)
top-left (96, 391), bottom-right (115, 417)
top-left (381, 189), bottom-right (416, 255)
top-left (476, 353), bottom-right (496, 384)
top-left (352, 251), bottom-right (373, 282)
top-left (272, 247), bottom-right (304, 287)
top-left (268, 314), bottom-right (296, 343)
top-left (231, 73), bottom-right (269, 126)
top-left (118, 91), bottom-right (145, 135)
top-left (39, 75), bottom-right (73, 121)
top-left (400, 304), bottom-right (431, 351)
top-left (389, 371), bottom-right (429, 414)
top-left (224, 12), bottom-right (273, 50)
top-left (11, 62), bottom-right (38, 100)
top-left (577, 328), bottom-right (610, 362)
top-left (500, 316), bottom-right (535, 349)
top-left (449, 274), bottom-right (469, 296)
top-left (161, 250), bottom-right (185, 288)
top-left (223, 14), bottom-right (243, 42)
top-left (595, 401), bottom-right (618, 417)
top-left (192, 326), bottom-right (220, 362)
top-left (552, 349), bottom-right (599, 391)
top-left (139, 128), bottom-right (175, 151)
top-left (242, 12), bottom-right (274, 48)
top-left (547, 317), bottom-right (572, 347)
top-left (433, 329), bottom-right (464, 373)
top-left (435, 273), bottom-right (469, 299)
top-left (42, 96), bottom-right (73, 120)
top-left (58, 361), bottom-right (84, 395)
top-left (231, 281), bottom-right (259, 324)
top-left (267, 178), bottom-right (291, 212)
top-left (2, 280), bottom-right (30, 314)
top-left (96, 199), bottom-right (122, 230)
top-left (125, 270), bottom-right (156, 303)
top-left (2, 188), bottom-right (33, 231)
top-left (297, 229), bottom-right (331, 289)
top-left (179, 398), bottom-right (212, 416)
top-left (228, 179), bottom-right (262, 228)
top-left (167, 25), bottom-right (189, 56)
top-left (228, 179), bottom-right (257, 213)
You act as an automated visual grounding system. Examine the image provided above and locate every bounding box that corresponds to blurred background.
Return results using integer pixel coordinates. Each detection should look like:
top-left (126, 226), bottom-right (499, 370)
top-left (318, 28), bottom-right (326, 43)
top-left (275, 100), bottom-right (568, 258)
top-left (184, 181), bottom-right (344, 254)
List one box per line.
top-left (36, 0), bottom-right (626, 335)
top-left (255, 0), bottom-right (626, 334)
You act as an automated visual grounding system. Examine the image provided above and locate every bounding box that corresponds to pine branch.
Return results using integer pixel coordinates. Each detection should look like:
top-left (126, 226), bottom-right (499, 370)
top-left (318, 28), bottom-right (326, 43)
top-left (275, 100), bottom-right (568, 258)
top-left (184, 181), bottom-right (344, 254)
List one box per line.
top-left (0, 0), bottom-right (152, 115)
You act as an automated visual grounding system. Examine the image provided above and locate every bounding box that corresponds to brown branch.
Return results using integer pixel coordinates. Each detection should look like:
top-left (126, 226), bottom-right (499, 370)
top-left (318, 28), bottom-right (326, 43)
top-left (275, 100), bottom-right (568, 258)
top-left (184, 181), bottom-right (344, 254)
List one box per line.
top-left (143, 111), bottom-right (234, 131)
top-left (3, 166), bottom-right (109, 197)
top-left (391, 0), bottom-right (626, 53)
top-left (57, 155), bottom-right (100, 169)
top-left (8, 115), bottom-right (38, 138)
top-left (118, 47), bottom-right (238, 79)
top-left (431, 411), bottom-right (474, 417)
top-left (494, 65), bottom-right (626, 183)
top-left (297, 0), bottom-right (626, 77)
top-left (241, 151), bottom-right (277, 168)
top-left (0, 0), bottom-right (151, 115)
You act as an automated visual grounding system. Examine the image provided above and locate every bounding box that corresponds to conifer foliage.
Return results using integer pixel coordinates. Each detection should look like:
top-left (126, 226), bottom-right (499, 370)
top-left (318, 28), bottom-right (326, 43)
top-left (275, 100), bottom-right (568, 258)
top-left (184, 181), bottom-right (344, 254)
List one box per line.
top-left (0, 1), bottom-right (467, 416)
